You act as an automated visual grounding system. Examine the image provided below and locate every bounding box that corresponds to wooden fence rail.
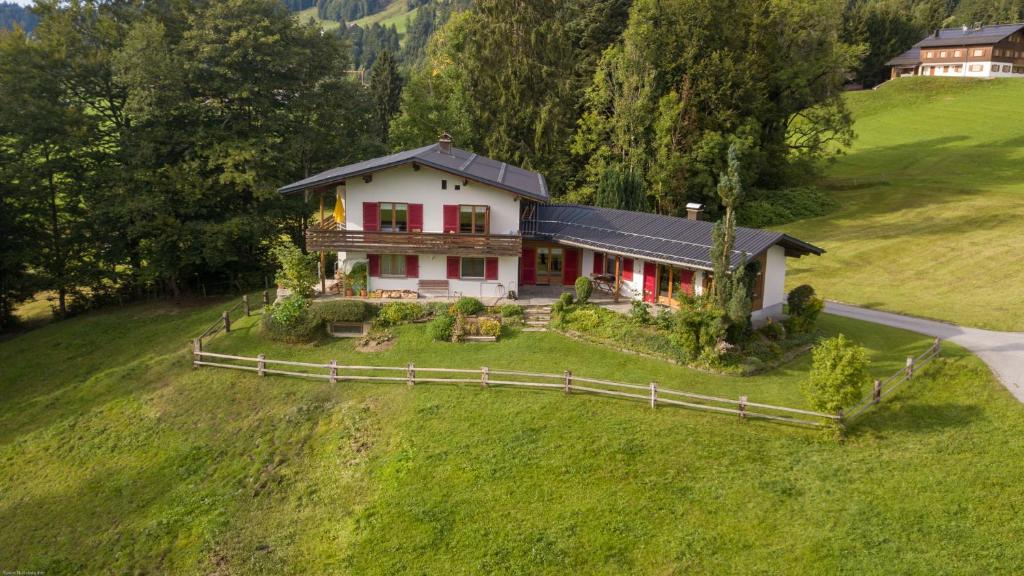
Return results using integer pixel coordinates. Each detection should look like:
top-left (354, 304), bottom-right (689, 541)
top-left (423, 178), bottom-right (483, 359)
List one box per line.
top-left (843, 337), bottom-right (941, 422)
top-left (191, 348), bottom-right (842, 428)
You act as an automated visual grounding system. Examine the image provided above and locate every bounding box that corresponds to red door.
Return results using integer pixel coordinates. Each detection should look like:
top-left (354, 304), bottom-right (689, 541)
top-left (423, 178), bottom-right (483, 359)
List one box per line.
top-left (678, 269), bottom-right (695, 296)
top-left (642, 262), bottom-right (657, 303)
top-left (562, 248), bottom-right (579, 284)
top-left (521, 248), bottom-right (537, 285)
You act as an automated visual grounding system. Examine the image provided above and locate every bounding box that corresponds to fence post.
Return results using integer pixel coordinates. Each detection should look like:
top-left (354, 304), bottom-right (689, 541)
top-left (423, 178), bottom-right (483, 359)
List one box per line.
top-left (481, 366), bottom-right (489, 387)
top-left (934, 337), bottom-right (941, 357)
top-left (192, 338), bottom-right (202, 369)
top-left (739, 395), bottom-right (747, 419)
top-left (257, 353), bottom-right (266, 377)
top-left (222, 311), bottom-right (230, 333)
top-left (650, 382), bottom-right (657, 409)
top-left (906, 356), bottom-right (914, 380)
top-left (407, 362), bottom-right (415, 386)
top-left (329, 360), bottom-right (338, 384)
top-left (564, 370), bottom-right (572, 394)
top-left (836, 408), bottom-right (845, 433)
top-left (243, 295), bottom-right (250, 316)
top-left (262, 290), bottom-right (270, 307)
top-left (872, 379), bottom-right (882, 404)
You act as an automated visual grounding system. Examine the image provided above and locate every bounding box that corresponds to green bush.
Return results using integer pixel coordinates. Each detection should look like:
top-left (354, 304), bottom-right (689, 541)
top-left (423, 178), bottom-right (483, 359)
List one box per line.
top-left (675, 305), bottom-right (727, 362)
top-left (262, 295), bottom-right (322, 342)
top-left (313, 299), bottom-right (375, 323)
top-left (425, 301), bottom-right (452, 317)
top-left (349, 261), bottom-right (368, 292)
top-left (757, 319), bottom-right (786, 341)
top-left (427, 313), bottom-right (456, 342)
top-left (785, 295), bottom-right (824, 335)
top-left (738, 187), bottom-right (839, 228)
top-left (272, 241), bottom-right (318, 298)
top-left (654, 308), bottom-right (676, 331)
top-left (454, 296), bottom-right (484, 316)
top-left (498, 303), bottom-right (524, 318)
top-left (564, 306), bottom-right (603, 331)
top-left (574, 276), bottom-right (593, 304)
top-left (558, 292), bottom-right (574, 307)
top-left (374, 302), bottom-right (426, 327)
top-left (787, 284), bottom-right (816, 314)
top-left (629, 299), bottom-right (651, 325)
top-left (802, 334), bottom-right (870, 414)
top-left (477, 317), bottom-right (502, 337)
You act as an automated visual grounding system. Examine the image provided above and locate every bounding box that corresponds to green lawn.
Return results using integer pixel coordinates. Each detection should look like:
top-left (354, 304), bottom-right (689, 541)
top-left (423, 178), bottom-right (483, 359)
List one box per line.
top-left (294, 6), bottom-right (341, 32)
top-left (1, 298), bottom-right (1022, 574)
top-left (295, 1), bottom-right (416, 35)
top-left (779, 78), bottom-right (1024, 330)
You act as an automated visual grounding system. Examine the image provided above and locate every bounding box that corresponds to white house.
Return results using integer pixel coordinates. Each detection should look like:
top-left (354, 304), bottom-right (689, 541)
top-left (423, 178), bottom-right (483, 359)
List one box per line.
top-left (887, 23), bottom-right (1024, 79)
top-left (278, 135), bottom-right (824, 323)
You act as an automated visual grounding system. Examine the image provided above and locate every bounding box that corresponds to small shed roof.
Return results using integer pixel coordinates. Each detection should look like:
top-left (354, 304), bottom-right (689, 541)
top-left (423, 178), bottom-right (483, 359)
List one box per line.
top-left (277, 143), bottom-right (550, 202)
top-left (534, 205), bottom-right (824, 271)
top-left (886, 47), bottom-right (921, 67)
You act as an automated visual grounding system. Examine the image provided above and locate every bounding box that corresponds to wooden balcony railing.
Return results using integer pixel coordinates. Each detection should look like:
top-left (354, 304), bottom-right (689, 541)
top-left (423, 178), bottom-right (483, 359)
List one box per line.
top-left (306, 226), bottom-right (523, 257)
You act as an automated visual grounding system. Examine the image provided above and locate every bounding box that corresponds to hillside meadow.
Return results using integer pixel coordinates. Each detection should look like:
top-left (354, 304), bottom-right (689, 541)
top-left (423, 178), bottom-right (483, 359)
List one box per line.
top-left (779, 78), bottom-right (1024, 330)
top-left (1, 298), bottom-right (1022, 574)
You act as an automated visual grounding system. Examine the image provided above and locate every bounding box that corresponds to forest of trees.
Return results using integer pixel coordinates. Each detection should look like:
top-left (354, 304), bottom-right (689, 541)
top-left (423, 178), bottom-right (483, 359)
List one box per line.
top-left (2, 0), bottom-right (1023, 329)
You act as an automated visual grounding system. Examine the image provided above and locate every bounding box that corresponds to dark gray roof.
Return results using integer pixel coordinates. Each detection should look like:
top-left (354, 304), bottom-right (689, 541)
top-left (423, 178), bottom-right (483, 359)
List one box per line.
top-left (534, 205), bottom-right (823, 271)
top-left (277, 143), bottom-right (550, 202)
top-left (916, 23), bottom-right (1024, 48)
top-left (886, 47), bottom-right (921, 67)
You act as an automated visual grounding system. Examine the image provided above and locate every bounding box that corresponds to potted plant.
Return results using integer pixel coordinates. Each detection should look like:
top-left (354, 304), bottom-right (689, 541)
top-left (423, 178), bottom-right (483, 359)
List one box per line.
top-left (350, 261), bottom-right (368, 298)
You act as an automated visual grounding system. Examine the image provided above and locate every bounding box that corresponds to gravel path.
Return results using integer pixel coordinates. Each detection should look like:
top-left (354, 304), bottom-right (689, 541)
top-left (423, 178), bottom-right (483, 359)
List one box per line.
top-left (826, 301), bottom-right (1024, 403)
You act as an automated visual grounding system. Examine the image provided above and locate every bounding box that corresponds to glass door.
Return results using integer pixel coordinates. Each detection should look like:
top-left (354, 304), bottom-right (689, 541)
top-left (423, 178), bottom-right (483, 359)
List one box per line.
top-left (535, 247), bottom-right (564, 285)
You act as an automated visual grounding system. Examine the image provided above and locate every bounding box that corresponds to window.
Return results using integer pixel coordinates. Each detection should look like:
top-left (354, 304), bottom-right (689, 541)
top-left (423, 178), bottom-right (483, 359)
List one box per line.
top-left (973, 48), bottom-right (984, 56)
top-left (970, 64), bottom-right (983, 72)
top-left (994, 48), bottom-right (1002, 57)
top-left (459, 205), bottom-right (489, 234)
top-left (441, 179), bottom-right (447, 190)
top-left (943, 65), bottom-right (950, 73)
top-left (380, 254), bottom-right (406, 277)
top-left (926, 51), bottom-right (934, 58)
top-left (992, 64), bottom-right (1000, 72)
top-left (954, 65), bottom-right (963, 72)
top-left (461, 257), bottom-right (485, 279)
top-left (379, 202), bottom-right (408, 232)
top-left (1004, 65), bottom-right (1012, 73)
top-left (954, 49), bottom-right (962, 57)
top-left (939, 51), bottom-right (947, 58)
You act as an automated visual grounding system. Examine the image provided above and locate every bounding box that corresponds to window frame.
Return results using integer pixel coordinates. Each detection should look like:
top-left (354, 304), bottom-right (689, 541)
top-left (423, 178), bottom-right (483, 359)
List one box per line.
top-left (458, 204), bottom-right (490, 235)
top-left (460, 257), bottom-right (486, 279)
top-left (380, 254), bottom-right (407, 277)
top-left (378, 202), bottom-right (409, 233)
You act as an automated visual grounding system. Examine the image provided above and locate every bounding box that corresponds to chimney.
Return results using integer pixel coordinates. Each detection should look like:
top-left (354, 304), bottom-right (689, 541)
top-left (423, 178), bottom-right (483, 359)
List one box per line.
top-left (934, 28), bottom-right (941, 38)
top-left (686, 202), bottom-right (705, 221)
top-left (438, 132), bottom-right (453, 155)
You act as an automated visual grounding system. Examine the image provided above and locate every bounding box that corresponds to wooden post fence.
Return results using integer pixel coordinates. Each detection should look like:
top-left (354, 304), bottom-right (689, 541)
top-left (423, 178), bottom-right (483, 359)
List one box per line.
top-left (407, 362), bottom-right (415, 386)
top-left (192, 338), bottom-right (202, 368)
top-left (650, 382), bottom-right (657, 408)
top-left (222, 311), bottom-right (230, 334)
top-left (329, 360), bottom-right (338, 384)
top-left (564, 370), bottom-right (572, 394)
top-left (257, 354), bottom-right (266, 377)
top-left (262, 290), bottom-right (270, 307)
top-left (481, 366), bottom-right (490, 387)
top-left (872, 379), bottom-right (882, 404)
top-left (739, 395), bottom-right (747, 419)
top-left (906, 356), bottom-right (914, 379)
top-left (242, 295), bottom-right (250, 316)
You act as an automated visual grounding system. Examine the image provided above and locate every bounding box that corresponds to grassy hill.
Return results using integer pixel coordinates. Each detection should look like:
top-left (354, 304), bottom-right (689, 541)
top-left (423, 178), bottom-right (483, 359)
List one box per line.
top-left (295, 1), bottom-right (417, 35)
top-left (2, 299), bottom-right (1022, 573)
top-left (779, 78), bottom-right (1024, 330)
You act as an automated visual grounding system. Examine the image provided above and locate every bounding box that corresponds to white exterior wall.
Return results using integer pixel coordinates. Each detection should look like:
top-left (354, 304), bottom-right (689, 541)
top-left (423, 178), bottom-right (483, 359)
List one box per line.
top-left (752, 245), bottom-right (787, 325)
top-left (337, 164), bottom-right (523, 299)
top-left (920, 62), bottom-right (1024, 78)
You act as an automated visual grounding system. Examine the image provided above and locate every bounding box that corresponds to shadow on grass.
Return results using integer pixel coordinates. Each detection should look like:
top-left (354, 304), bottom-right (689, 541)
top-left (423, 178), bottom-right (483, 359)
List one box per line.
top-left (849, 401), bottom-right (983, 436)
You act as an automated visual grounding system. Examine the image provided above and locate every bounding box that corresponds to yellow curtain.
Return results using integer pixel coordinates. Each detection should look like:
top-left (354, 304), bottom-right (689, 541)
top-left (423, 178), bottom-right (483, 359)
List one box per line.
top-left (332, 189), bottom-right (345, 224)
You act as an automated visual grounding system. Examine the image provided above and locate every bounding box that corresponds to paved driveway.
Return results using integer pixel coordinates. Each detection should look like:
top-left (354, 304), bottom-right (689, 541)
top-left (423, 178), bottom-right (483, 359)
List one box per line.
top-left (826, 302), bottom-right (1024, 403)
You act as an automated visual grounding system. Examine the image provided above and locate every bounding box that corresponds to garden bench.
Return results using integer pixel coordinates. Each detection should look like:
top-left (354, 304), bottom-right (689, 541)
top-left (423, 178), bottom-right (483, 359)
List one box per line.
top-left (418, 279), bottom-right (451, 299)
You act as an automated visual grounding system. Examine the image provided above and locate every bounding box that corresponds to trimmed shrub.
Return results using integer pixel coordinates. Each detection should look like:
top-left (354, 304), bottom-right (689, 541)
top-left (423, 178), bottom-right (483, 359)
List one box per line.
top-left (785, 295), bottom-right (824, 335)
top-left (558, 292), bottom-right (574, 307)
top-left (564, 307), bottom-right (602, 331)
top-left (349, 261), bottom-right (368, 292)
top-left (574, 276), bottom-right (593, 304)
top-left (787, 284), bottom-right (817, 314)
top-left (313, 300), bottom-right (375, 323)
top-left (454, 296), bottom-right (484, 316)
top-left (428, 313), bottom-right (456, 342)
top-left (375, 302), bottom-right (426, 327)
top-left (262, 295), bottom-right (322, 343)
top-left (802, 334), bottom-right (870, 414)
top-left (498, 303), bottom-right (524, 318)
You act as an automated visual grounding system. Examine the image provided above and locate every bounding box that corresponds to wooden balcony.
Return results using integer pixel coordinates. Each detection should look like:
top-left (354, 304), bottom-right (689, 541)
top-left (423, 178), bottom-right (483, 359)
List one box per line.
top-left (306, 225), bottom-right (523, 257)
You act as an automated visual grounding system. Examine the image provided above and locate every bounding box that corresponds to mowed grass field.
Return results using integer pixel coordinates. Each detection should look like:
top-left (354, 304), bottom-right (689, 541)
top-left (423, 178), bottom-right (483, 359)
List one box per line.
top-left (779, 78), bottom-right (1024, 330)
top-left (2, 298), bottom-right (1023, 574)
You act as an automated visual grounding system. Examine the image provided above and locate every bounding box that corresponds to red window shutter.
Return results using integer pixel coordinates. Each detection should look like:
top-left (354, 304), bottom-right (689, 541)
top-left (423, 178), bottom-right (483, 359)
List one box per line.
top-left (447, 256), bottom-right (460, 279)
top-left (443, 205), bottom-right (459, 233)
top-left (408, 204), bottom-right (423, 232)
top-left (562, 248), bottom-right (579, 285)
top-left (485, 257), bottom-right (499, 280)
top-left (593, 252), bottom-right (604, 275)
top-left (521, 248), bottom-right (536, 285)
top-left (368, 254), bottom-right (381, 277)
top-left (362, 202), bottom-right (379, 231)
top-left (642, 262), bottom-right (657, 303)
top-left (623, 258), bottom-right (634, 281)
top-left (678, 269), bottom-right (695, 296)
top-left (406, 255), bottom-right (419, 278)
